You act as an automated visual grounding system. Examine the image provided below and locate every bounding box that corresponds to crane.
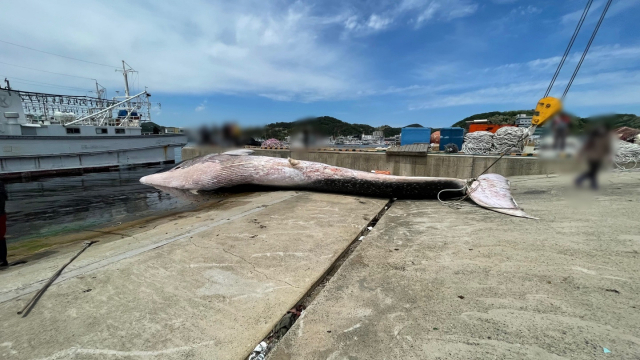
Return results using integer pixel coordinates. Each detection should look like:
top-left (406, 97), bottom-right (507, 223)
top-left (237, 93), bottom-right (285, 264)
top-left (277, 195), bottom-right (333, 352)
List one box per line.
top-left (475, 0), bottom-right (613, 177)
top-left (525, 0), bottom-right (612, 137)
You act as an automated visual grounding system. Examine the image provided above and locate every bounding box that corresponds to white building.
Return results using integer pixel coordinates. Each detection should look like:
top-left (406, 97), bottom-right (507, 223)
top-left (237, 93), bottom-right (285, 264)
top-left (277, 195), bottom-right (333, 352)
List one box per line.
top-left (515, 114), bottom-right (532, 127)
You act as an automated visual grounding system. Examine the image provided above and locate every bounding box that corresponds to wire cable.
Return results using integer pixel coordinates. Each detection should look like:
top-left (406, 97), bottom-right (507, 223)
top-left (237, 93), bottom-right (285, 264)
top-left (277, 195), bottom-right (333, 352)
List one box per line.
top-left (1, 75), bottom-right (91, 91)
top-left (0, 61), bottom-right (96, 80)
top-left (0, 39), bottom-right (117, 68)
top-left (17, 241), bottom-right (97, 317)
top-left (544, 0), bottom-right (593, 98)
top-left (562, 0), bottom-right (613, 99)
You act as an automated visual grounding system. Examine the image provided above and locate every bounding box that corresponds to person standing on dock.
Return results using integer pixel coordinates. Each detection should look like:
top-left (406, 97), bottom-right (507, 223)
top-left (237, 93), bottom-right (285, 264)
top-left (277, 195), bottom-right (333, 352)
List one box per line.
top-left (0, 181), bottom-right (7, 267)
top-left (575, 124), bottom-right (612, 190)
top-left (552, 113), bottom-right (571, 151)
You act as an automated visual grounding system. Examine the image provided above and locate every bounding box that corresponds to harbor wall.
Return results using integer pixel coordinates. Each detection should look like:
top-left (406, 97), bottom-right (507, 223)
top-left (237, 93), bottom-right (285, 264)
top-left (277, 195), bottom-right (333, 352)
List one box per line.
top-left (182, 147), bottom-right (577, 178)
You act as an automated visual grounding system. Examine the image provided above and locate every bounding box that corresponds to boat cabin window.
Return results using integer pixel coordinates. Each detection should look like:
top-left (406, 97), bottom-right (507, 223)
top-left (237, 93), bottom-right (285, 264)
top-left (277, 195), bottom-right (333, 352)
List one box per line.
top-left (66, 128), bottom-right (81, 134)
top-left (115, 129), bottom-right (125, 134)
top-left (21, 127), bottom-right (37, 136)
top-left (95, 128), bottom-right (108, 134)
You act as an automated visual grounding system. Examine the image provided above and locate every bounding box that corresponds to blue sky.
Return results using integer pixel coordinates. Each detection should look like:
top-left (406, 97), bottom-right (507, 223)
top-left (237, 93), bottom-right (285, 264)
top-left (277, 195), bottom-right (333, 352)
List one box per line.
top-left (1, 0), bottom-right (639, 128)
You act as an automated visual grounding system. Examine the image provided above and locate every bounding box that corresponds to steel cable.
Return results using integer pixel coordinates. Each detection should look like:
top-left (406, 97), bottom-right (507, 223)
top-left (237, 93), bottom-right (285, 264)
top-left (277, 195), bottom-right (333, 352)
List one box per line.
top-left (545, 0), bottom-right (593, 98)
top-left (562, 0), bottom-right (613, 99)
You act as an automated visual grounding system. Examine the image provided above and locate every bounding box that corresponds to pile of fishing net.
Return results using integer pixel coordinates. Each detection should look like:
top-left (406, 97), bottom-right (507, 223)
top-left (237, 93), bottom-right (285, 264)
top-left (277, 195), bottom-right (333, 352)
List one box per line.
top-left (461, 131), bottom-right (494, 155)
top-left (493, 127), bottom-right (528, 153)
top-left (261, 138), bottom-right (282, 148)
top-left (614, 140), bottom-right (640, 170)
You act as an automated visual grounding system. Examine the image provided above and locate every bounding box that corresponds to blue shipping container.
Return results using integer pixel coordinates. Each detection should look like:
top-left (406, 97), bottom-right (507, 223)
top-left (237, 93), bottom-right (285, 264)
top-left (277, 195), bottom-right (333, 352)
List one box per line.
top-left (401, 127), bottom-right (431, 146)
top-left (439, 127), bottom-right (464, 151)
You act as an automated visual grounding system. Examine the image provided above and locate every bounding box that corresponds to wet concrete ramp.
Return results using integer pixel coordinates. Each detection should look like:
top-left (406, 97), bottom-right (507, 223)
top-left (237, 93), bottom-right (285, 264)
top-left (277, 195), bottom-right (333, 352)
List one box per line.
top-left (270, 173), bottom-right (640, 359)
top-left (0, 192), bottom-right (387, 360)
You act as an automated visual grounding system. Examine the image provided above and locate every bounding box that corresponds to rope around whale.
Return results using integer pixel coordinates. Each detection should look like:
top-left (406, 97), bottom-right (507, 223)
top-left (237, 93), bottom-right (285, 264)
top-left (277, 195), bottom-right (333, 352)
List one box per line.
top-left (438, 129), bottom-right (531, 209)
top-left (437, 178), bottom-right (477, 209)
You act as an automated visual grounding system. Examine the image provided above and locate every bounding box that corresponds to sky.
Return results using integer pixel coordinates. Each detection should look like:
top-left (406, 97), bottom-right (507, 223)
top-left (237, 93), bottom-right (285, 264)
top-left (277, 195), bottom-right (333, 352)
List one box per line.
top-left (0, 0), bottom-right (639, 128)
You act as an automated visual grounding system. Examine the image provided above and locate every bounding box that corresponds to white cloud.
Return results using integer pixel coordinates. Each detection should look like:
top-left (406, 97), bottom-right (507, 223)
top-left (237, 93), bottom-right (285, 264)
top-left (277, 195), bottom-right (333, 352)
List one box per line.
top-left (443, 2), bottom-right (479, 20)
top-left (0, 0), bottom-right (482, 103)
top-left (416, 3), bottom-right (441, 24)
top-left (511, 5), bottom-right (541, 15)
top-left (342, 0), bottom-right (479, 35)
top-left (408, 44), bottom-right (640, 110)
top-left (195, 100), bottom-right (207, 112)
top-left (0, 0), bottom-right (366, 102)
top-left (561, 0), bottom-right (603, 25)
top-left (367, 14), bottom-right (393, 30)
top-left (560, 0), bottom-right (638, 25)
top-left (403, 0), bottom-right (478, 26)
top-left (341, 13), bottom-right (392, 35)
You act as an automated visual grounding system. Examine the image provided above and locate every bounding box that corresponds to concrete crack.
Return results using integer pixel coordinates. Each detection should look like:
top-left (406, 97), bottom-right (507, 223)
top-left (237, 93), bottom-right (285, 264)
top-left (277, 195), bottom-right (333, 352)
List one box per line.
top-left (221, 248), bottom-right (300, 289)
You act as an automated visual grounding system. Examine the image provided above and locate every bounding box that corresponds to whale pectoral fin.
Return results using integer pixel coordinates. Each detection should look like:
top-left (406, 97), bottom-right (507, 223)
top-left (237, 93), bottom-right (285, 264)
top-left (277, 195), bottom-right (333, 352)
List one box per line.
top-left (222, 149), bottom-right (255, 156)
top-left (288, 157), bottom-right (301, 167)
top-left (468, 174), bottom-right (537, 219)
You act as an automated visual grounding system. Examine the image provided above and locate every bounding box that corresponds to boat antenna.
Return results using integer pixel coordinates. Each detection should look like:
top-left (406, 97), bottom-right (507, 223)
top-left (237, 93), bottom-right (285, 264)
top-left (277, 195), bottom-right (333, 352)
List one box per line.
top-left (116, 60), bottom-right (137, 98)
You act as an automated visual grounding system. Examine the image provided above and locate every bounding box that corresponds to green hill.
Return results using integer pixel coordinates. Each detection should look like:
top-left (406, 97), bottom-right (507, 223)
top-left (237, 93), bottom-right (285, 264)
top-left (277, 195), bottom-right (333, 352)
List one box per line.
top-left (452, 111), bottom-right (640, 132)
top-left (263, 116), bottom-right (422, 140)
top-left (141, 121), bottom-right (165, 134)
top-left (592, 114), bottom-right (640, 129)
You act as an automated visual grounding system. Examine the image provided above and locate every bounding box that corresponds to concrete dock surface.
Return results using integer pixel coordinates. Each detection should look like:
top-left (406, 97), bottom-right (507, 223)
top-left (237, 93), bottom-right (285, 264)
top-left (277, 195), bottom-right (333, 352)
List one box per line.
top-left (0, 171), bottom-right (638, 359)
top-left (0, 191), bottom-right (387, 359)
top-left (271, 172), bottom-right (640, 359)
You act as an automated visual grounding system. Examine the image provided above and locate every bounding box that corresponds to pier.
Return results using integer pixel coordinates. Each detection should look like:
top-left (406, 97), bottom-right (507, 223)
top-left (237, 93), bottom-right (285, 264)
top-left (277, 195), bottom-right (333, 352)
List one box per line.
top-left (1, 170), bottom-right (639, 359)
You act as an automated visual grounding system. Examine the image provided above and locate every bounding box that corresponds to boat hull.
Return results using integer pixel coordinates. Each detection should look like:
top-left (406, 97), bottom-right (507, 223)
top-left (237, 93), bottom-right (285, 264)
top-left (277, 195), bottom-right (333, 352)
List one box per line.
top-left (0, 135), bottom-right (187, 179)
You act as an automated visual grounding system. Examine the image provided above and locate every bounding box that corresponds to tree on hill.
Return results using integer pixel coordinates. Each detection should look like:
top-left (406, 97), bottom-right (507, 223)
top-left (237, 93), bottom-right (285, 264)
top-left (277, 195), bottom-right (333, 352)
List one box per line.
top-left (264, 116), bottom-right (398, 140)
top-left (452, 110), bottom-right (534, 130)
top-left (377, 125), bottom-right (401, 137)
top-left (141, 121), bottom-right (164, 134)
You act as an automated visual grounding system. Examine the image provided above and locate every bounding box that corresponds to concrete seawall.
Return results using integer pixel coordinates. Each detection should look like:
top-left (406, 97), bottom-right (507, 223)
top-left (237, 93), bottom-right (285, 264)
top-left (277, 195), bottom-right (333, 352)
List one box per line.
top-left (182, 147), bottom-right (576, 178)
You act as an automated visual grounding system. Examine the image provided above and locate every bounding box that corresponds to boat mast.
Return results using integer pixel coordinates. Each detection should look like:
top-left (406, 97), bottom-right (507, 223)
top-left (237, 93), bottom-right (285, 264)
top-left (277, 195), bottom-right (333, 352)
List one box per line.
top-left (121, 60), bottom-right (130, 98)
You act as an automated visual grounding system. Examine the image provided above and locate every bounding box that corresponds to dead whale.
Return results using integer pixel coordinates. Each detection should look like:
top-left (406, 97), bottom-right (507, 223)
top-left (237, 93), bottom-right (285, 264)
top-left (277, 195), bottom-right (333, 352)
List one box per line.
top-left (140, 150), bottom-right (534, 218)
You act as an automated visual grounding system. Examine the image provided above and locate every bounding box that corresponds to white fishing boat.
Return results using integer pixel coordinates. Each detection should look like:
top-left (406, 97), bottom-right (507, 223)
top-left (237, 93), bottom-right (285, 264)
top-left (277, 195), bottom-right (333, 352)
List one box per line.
top-left (0, 62), bottom-right (186, 179)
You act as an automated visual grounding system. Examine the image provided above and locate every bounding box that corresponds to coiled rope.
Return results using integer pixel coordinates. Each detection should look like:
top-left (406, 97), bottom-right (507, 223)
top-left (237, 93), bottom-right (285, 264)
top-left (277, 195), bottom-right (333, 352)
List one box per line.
top-left (462, 131), bottom-right (494, 155)
top-left (614, 140), bottom-right (640, 170)
top-left (493, 127), bottom-right (528, 154)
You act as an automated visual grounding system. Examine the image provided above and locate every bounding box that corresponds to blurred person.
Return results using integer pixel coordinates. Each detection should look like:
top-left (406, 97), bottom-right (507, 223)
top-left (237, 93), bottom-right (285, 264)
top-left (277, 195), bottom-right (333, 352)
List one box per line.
top-left (552, 113), bottom-right (571, 151)
top-left (575, 124), bottom-right (612, 190)
top-left (1, 181), bottom-right (7, 267)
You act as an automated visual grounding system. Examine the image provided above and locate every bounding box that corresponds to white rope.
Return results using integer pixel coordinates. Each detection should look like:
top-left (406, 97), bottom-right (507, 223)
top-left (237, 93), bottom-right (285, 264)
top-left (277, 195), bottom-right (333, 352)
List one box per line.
top-left (614, 140), bottom-right (640, 170)
top-left (437, 178), bottom-right (477, 209)
top-left (493, 127), bottom-right (527, 153)
top-left (462, 131), bottom-right (494, 155)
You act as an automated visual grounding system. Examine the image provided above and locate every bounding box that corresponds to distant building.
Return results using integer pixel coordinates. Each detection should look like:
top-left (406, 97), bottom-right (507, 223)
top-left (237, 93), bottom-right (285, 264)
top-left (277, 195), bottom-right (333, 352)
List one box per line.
top-left (515, 114), bottom-right (532, 127)
top-left (164, 127), bottom-right (185, 134)
top-left (466, 119), bottom-right (488, 124)
top-left (361, 131), bottom-right (385, 144)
